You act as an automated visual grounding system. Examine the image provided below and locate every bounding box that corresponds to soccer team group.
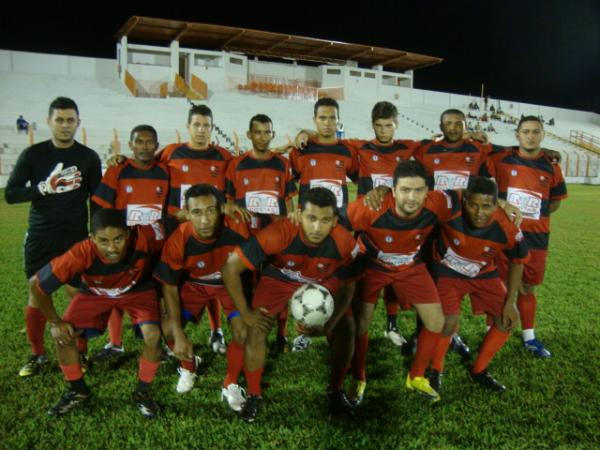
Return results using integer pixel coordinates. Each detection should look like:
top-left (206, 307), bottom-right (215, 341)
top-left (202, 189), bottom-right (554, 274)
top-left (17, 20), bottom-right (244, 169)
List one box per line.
top-left (5, 96), bottom-right (567, 422)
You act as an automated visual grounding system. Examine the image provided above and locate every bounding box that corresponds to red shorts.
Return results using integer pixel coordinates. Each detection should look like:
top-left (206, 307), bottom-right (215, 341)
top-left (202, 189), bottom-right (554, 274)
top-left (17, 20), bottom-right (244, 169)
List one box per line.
top-left (499, 249), bottom-right (547, 286)
top-left (436, 276), bottom-right (507, 317)
top-left (180, 282), bottom-right (236, 321)
top-left (62, 289), bottom-right (160, 339)
top-left (359, 264), bottom-right (439, 308)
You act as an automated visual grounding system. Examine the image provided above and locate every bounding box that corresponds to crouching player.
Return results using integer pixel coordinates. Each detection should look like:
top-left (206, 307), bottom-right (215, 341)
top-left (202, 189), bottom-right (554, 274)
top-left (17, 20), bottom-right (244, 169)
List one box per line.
top-left (31, 209), bottom-right (165, 418)
top-left (222, 188), bottom-right (362, 422)
top-left (154, 184), bottom-right (250, 411)
top-left (428, 177), bottom-right (529, 393)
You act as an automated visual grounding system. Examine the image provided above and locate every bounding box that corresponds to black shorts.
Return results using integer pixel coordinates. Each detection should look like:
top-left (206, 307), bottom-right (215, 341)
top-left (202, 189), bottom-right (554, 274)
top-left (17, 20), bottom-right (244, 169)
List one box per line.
top-left (23, 230), bottom-right (87, 279)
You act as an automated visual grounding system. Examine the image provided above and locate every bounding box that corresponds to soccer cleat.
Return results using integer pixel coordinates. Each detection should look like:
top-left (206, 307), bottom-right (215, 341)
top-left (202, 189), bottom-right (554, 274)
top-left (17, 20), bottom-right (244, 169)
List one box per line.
top-left (405, 374), bottom-right (441, 402)
top-left (19, 354), bottom-right (49, 377)
top-left (240, 395), bottom-right (262, 423)
top-left (209, 331), bottom-right (227, 355)
top-left (523, 339), bottom-right (552, 358)
top-left (133, 390), bottom-right (160, 418)
top-left (291, 334), bottom-right (312, 352)
top-left (348, 379), bottom-right (367, 406)
top-left (450, 334), bottom-right (471, 359)
top-left (91, 343), bottom-right (124, 363)
top-left (425, 369), bottom-right (443, 393)
top-left (221, 384), bottom-right (247, 412)
top-left (401, 333), bottom-right (418, 356)
top-left (161, 344), bottom-right (176, 362)
top-left (270, 335), bottom-right (289, 355)
top-left (175, 355), bottom-right (202, 393)
top-left (47, 389), bottom-right (91, 417)
top-left (384, 326), bottom-right (407, 347)
top-left (327, 390), bottom-right (356, 416)
top-left (470, 369), bottom-right (506, 393)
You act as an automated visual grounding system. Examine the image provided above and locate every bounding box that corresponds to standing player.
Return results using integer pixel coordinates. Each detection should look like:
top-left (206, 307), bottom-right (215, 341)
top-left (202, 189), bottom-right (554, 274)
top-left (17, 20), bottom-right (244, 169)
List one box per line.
top-left (428, 176), bottom-right (529, 393)
top-left (30, 209), bottom-right (165, 418)
top-left (481, 116), bottom-right (567, 358)
top-left (154, 184), bottom-right (250, 409)
top-left (5, 97), bottom-right (101, 377)
top-left (91, 125), bottom-right (169, 361)
top-left (222, 188), bottom-right (361, 422)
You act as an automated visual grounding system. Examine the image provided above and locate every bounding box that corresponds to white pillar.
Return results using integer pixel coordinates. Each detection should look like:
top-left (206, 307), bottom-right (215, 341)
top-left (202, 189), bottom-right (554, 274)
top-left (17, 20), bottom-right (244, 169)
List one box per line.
top-left (170, 40), bottom-right (180, 90)
top-left (118, 35), bottom-right (128, 81)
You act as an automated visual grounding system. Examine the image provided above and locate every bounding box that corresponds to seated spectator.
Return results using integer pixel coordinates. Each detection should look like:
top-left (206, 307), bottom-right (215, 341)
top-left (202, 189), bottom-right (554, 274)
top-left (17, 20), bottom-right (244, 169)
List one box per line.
top-left (548, 118), bottom-right (555, 126)
top-left (16, 115), bottom-right (29, 134)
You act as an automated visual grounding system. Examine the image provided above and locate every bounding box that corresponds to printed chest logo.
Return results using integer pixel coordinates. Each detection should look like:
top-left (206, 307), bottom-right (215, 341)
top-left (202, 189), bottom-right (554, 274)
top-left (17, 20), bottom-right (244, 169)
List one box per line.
top-left (210, 166), bottom-right (219, 176)
top-left (287, 261), bottom-right (296, 267)
top-left (156, 186), bottom-right (164, 195)
top-left (243, 178), bottom-right (250, 185)
top-left (511, 170), bottom-right (518, 176)
top-left (385, 236), bottom-right (393, 243)
top-left (316, 262), bottom-right (330, 273)
top-left (335, 160), bottom-right (345, 171)
top-left (197, 261), bottom-right (205, 268)
top-left (182, 164), bottom-right (189, 172)
top-left (434, 158), bottom-right (440, 165)
top-left (453, 238), bottom-right (461, 246)
top-left (372, 155), bottom-right (379, 161)
top-left (310, 159), bottom-right (317, 166)
top-left (126, 185), bottom-right (133, 193)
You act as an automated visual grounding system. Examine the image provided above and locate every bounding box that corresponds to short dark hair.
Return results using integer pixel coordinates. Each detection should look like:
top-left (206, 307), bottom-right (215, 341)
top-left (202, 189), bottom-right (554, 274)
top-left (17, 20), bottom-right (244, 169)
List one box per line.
top-left (465, 176), bottom-right (498, 203)
top-left (184, 184), bottom-right (223, 211)
top-left (48, 97), bottom-right (79, 117)
top-left (440, 108), bottom-right (465, 124)
top-left (129, 124), bottom-right (158, 142)
top-left (248, 114), bottom-right (273, 131)
top-left (91, 209), bottom-right (127, 234)
top-left (393, 160), bottom-right (427, 187)
top-left (188, 104), bottom-right (213, 125)
top-left (314, 98), bottom-right (339, 117)
top-left (300, 188), bottom-right (338, 215)
top-left (517, 115), bottom-right (543, 131)
top-left (372, 101), bottom-right (398, 123)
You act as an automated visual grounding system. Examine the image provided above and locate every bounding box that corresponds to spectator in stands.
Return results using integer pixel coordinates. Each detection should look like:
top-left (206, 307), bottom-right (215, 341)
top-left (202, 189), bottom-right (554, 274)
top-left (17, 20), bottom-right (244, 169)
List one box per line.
top-left (480, 113), bottom-right (488, 122)
top-left (486, 123), bottom-right (497, 133)
top-left (490, 105), bottom-right (496, 113)
top-left (548, 118), bottom-right (555, 126)
top-left (16, 115), bottom-right (29, 134)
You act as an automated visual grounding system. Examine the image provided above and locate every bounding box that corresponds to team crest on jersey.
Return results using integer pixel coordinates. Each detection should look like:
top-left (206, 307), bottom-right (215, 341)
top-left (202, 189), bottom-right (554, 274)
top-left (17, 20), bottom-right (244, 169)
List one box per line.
top-left (126, 185), bottom-right (133, 193)
top-left (243, 178), bottom-right (249, 185)
top-left (465, 156), bottom-right (473, 165)
top-left (310, 159), bottom-right (317, 166)
top-left (335, 160), bottom-right (345, 170)
top-left (396, 157), bottom-right (401, 162)
top-left (372, 155), bottom-right (379, 161)
top-left (385, 236), bottom-right (393, 243)
top-left (453, 238), bottom-right (461, 246)
top-left (275, 176), bottom-right (280, 183)
top-left (210, 166), bottom-right (219, 176)
top-left (316, 262), bottom-right (330, 273)
top-left (483, 246), bottom-right (496, 257)
top-left (415, 234), bottom-right (422, 241)
top-left (539, 175), bottom-right (549, 186)
top-left (182, 164), bottom-right (189, 172)
top-left (156, 186), bottom-right (163, 195)
top-left (434, 158), bottom-right (440, 165)
top-left (511, 170), bottom-right (518, 176)
top-left (197, 261), bottom-right (205, 268)
top-left (287, 261), bottom-right (295, 267)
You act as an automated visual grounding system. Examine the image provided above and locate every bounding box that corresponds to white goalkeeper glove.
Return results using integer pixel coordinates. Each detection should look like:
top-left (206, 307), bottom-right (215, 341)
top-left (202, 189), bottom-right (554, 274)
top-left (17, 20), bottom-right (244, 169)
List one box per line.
top-left (37, 162), bottom-right (82, 195)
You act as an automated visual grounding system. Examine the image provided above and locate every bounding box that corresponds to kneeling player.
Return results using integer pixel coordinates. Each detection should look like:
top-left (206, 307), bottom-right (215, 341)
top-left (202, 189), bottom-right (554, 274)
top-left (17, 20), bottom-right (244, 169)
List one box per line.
top-left (222, 188), bottom-right (361, 422)
top-left (155, 184), bottom-right (250, 411)
top-left (428, 177), bottom-right (528, 393)
top-left (31, 209), bottom-right (165, 418)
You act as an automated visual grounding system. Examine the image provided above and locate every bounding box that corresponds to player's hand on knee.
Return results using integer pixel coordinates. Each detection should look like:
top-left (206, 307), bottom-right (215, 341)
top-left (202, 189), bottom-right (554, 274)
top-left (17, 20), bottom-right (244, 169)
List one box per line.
top-left (50, 320), bottom-right (75, 346)
top-left (242, 309), bottom-right (273, 333)
top-left (501, 303), bottom-right (519, 331)
top-left (174, 335), bottom-right (194, 361)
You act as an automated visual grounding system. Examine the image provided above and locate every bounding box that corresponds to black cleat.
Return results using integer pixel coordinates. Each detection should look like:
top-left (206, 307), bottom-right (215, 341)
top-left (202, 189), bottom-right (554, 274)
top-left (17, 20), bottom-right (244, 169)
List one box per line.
top-left (48, 389), bottom-right (91, 417)
top-left (270, 336), bottom-right (289, 356)
top-left (450, 335), bottom-right (471, 360)
top-left (133, 390), bottom-right (161, 419)
top-left (426, 369), bottom-right (444, 393)
top-left (240, 395), bottom-right (262, 423)
top-left (91, 344), bottom-right (125, 364)
top-left (401, 332), bottom-right (418, 356)
top-left (470, 369), bottom-right (506, 393)
top-left (327, 390), bottom-right (355, 416)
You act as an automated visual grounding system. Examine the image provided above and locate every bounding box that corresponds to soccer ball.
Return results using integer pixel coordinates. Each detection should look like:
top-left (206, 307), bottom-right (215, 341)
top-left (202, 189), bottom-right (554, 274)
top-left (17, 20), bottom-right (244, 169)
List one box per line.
top-left (290, 283), bottom-right (334, 327)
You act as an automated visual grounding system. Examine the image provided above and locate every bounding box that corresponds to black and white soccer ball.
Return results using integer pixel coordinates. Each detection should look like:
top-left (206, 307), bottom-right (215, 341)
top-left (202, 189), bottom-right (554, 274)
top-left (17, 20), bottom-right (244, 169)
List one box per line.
top-left (290, 283), bottom-right (334, 327)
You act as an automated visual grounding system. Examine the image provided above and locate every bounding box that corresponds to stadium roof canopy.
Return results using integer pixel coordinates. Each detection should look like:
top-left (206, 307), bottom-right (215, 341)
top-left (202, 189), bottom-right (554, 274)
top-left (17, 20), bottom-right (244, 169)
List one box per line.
top-left (116, 16), bottom-right (443, 72)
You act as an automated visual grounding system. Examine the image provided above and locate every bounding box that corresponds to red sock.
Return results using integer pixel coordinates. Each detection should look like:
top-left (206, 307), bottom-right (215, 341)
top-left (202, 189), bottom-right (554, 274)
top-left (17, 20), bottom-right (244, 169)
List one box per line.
top-left (384, 287), bottom-right (399, 316)
top-left (166, 339), bottom-right (174, 351)
top-left (244, 367), bottom-right (264, 396)
top-left (409, 328), bottom-right (441, 379)
top-left (207, 299), bottom-right (222, 331)
top-left (430, 335), bottom-right (452, 372)
top-left (352, 332), bottom-right (369, 381)
top-left (329, 365), bottom-right (350, 391)
top-left (277, 315), bottom-right (288, 338)
top-left (224, 341), bottom-right (244, 387)
top-left (76, 337), bottom-right (88, 354)
top-left (25, 306), bottom-right (46, 355)
top-left (138, 357), bottom-right (160, 383)
top-left (517, 293), bottom-right (536, 330)
top-left (472, 326), bottom-right (510, 374)
top-left (60, 363), bottom-right (83, 381)
top-left (107, 308), bottom-right (124, 346)
top-left (181, 358), bottom-right (196, 372)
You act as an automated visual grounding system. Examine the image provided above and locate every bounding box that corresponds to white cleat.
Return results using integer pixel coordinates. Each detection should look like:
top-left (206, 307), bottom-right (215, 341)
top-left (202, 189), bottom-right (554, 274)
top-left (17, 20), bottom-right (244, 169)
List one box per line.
top-left (209, 331), bottom-right (227, 355)
top-left (291, 334), bottom-right (312, 352)
top-left (221, 383), bottom-right (247, 412)
top-left (175, 355), bottom-right (201, 393)
top-left (384, 328), bottom-right (407, 347)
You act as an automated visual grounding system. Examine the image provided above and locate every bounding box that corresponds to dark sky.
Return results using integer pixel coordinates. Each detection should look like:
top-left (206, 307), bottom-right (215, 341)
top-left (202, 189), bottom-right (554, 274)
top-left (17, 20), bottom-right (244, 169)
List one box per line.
top-left (2, 1), bottom-right (599, 113)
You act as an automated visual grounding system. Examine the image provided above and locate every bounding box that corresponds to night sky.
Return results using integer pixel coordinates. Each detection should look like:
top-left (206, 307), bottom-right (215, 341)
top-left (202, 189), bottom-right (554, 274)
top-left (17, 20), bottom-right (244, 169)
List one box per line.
top-left (1, 1), bottom-right (599, 113)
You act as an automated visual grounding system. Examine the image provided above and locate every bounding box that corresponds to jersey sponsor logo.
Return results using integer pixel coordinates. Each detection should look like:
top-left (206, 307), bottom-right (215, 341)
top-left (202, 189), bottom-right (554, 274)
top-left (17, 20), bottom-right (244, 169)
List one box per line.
top-left (245, 190), bottom-right (280, 215)
top-left (441, 246), bottom-right (486, 278)
top-left (194, 271), bottom-right (222, 281)
top-left (310, 179), bottom-right (344, 207)
top-left (507, 187), bottom-right (542, 220)
top-left (89, 282), bottom-right (136, 297)
top-left (371, 174), bottom-right (393, 189)
top-left (376, 251), bottom-right (417, 267)
top-left (126, 204), bottom-right (162, 226)
top-left (179, 184), bottom-right (192, 209)
top-left (434, 170), bottom-right (470, 190)
top-left (279, 267), bottom-right (320, 283)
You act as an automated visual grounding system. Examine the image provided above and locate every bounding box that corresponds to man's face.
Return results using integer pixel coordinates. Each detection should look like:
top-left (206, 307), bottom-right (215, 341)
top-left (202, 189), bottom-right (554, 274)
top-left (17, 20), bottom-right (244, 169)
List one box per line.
top-left (47, 109), bottom-right (80, 144)
top-left (373, 118), bottom-right (397, 144)
top-left (463, 193), bottom-right (496, 228)
top-left (188, 114), bottom-right (213, 148)
top-left (247, 121), bottom-right (274, 153)
top-left (516, 120), bottom-right (544, 153)
top-left (186, 195), bottom-right (220, 240)
top-left (392, 176), bottom-right (428, 217)
top-left (92, 227), bottom-right (129, 263)
top-left (129, 130), bottom-right (158, 165)
top-left (299, 202), bottom-right (337, 245)
top-left (440, 113), bottom-right (466, 143)
top-left (313, 106), bottom-right (338, 139)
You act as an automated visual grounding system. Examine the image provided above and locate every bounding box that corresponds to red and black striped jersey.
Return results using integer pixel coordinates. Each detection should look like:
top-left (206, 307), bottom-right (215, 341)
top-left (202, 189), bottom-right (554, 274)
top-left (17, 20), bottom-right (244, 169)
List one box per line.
top-left (36, 223), bottom-right (165, 297)
top-left (347, 190), bottom-right (460, 272)
top-left (92, 159), bottom-right (169, 226)
top-left (481, 148), bottom-right (567, 250)
top-left (414, 139), bottom-right (505, 190)
top-left (235, 218), bottom-right (361, 284)
top-left (153, 218), bottom-right (250, 287)
top-left (433, 208), bottom-right (529, 279)
top-left (159, 143), bottom-right (232, 218)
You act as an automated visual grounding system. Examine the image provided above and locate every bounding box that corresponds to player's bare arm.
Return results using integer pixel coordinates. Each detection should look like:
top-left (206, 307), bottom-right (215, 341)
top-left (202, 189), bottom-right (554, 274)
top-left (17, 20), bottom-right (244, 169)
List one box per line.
top-left (501, 262), bottom-right (524, 331)
top-left (162, 283), bottom-right (193, 361)
top-left (222, 201), bottom-right (253, 223)
top-left (363, 185), bottom-right (390, 211)
top-left (29, 279), bottom-right (75, 346)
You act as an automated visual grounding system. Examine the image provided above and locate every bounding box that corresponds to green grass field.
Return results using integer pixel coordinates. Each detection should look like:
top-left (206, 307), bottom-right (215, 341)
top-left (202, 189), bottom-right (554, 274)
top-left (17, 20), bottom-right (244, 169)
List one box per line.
top-left (1, 185), bottom-right (599, 449)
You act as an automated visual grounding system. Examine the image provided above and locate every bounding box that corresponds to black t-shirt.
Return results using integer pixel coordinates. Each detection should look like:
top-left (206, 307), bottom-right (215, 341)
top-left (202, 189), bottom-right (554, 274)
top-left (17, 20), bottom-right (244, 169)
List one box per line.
top-left (5, 140), bottom-right (102, 235)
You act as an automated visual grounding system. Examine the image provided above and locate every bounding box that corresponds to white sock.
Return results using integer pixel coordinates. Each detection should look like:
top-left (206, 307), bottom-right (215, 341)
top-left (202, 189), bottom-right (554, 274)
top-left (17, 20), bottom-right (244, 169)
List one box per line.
top-left (522, 329), bottom-right (535, 342)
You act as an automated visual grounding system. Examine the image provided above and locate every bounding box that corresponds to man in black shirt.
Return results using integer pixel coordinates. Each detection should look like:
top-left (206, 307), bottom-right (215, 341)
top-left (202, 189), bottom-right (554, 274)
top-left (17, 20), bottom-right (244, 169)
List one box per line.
top-left (5, 97), bottom-right (101, 377)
